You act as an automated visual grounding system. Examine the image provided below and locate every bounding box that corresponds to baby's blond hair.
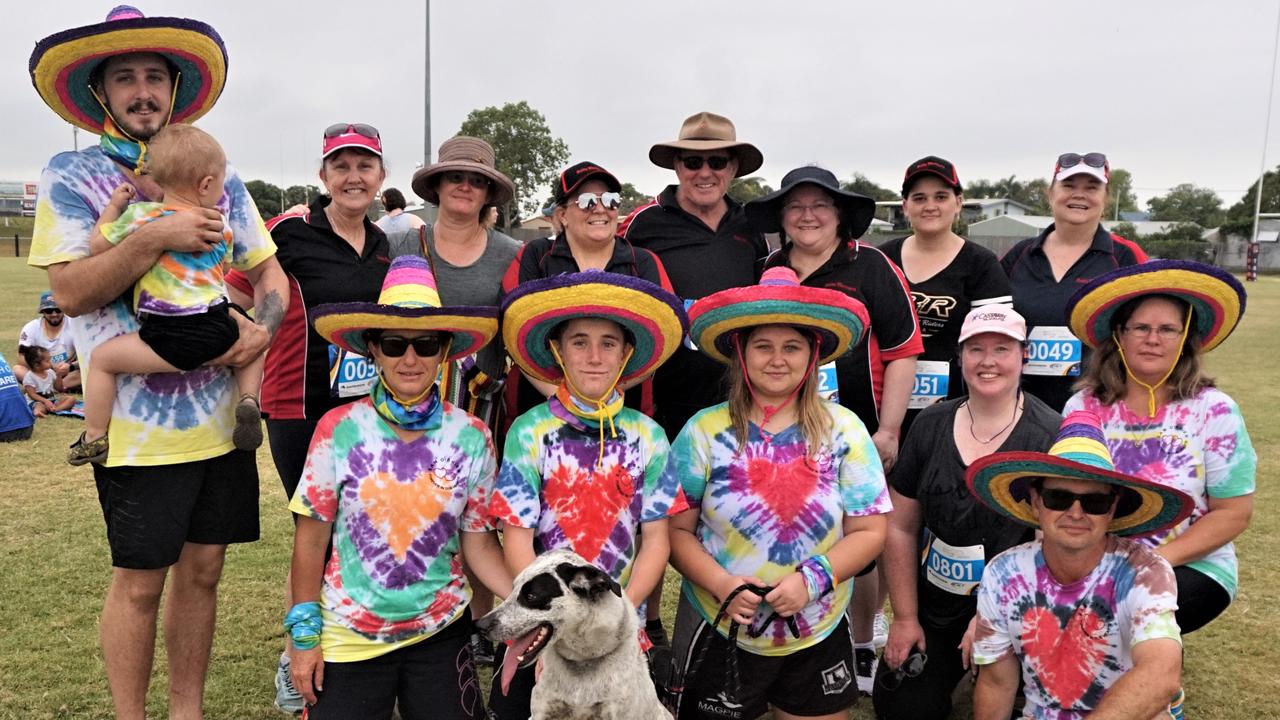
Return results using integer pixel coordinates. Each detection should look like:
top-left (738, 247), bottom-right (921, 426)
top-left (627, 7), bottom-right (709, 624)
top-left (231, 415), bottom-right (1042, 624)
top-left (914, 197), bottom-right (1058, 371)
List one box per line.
top-left (144, 124), bottom-right (226, 191)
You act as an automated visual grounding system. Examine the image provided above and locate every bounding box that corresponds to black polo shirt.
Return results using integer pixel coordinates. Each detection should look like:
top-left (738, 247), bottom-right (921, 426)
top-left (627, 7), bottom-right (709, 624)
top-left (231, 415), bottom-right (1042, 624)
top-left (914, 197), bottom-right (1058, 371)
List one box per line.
top-left (620, 186), bottom-right (768, 439)
top-left (227, 196), bottom-right (391, 420)
top-left (1000, 224), bottom-right (1146, 411)
top-left (765, 241), bottom-right (923, 435)
top-left (501, 233), bottom-right (672, 421)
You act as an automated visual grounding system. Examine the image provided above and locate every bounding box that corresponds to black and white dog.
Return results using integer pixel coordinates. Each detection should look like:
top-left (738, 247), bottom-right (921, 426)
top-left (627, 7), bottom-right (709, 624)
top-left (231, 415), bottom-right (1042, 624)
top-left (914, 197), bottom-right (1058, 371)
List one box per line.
top-left (477, 549), bottom-right (670, 720)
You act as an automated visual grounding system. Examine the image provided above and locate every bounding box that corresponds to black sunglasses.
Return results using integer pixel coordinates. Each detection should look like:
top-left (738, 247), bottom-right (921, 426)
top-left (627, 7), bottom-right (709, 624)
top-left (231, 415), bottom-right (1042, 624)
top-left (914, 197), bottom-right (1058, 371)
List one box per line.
top-left (324, 123), bottom-right (380, 140)
top-left (375, 334), bottom-right (445, 358)
top-left (1039, 488), bottom-right (1117, 515)
top-left (442, 171), bottom-right (492, 189)
top-left (40, 309), bottom-right (63, 315)
top-left (1056, 152), bottom-right (1108, 170)
top-left (678, 154), bottom-right (732, 171)
top-left (877, 649), bottom-right (928, 692)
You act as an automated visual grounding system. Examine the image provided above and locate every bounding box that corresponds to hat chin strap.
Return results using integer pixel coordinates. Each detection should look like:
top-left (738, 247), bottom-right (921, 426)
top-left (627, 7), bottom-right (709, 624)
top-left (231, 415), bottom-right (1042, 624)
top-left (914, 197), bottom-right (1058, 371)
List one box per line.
top-left (1113, 310), bottom-right (1192, 418)
top-left (375, 337), bottom-right (451, 408)
top-left (89, 70), bottom-right (181, 175)
top-left (734, 332), bottom-right (818, 432)
top-left (550, 341), bottom-right (633, 469)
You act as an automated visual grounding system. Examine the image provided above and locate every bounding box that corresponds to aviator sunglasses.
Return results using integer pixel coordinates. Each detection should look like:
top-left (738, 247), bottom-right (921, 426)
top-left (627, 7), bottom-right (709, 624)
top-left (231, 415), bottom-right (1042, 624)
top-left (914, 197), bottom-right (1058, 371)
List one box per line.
top-left (877, 649), bottom-right (928, 692)
top-left (1038, 488), bottom-right (1117, 515)
top-left (573, 192), bottom-right (622, 211)
top-left (323, 123), bottom-right (381, 140)
top-left (373, 334), bottom-right (445, 358)
top-left (678, 154), bottom-right (732, 171)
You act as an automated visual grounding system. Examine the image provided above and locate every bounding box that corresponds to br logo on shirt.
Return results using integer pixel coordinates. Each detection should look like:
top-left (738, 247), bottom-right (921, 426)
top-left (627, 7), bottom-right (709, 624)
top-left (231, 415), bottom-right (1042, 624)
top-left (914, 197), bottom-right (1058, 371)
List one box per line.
top-left (821, 660), bottom-right (852, 695)
top-left (912, 292), bottom-right (958, 319)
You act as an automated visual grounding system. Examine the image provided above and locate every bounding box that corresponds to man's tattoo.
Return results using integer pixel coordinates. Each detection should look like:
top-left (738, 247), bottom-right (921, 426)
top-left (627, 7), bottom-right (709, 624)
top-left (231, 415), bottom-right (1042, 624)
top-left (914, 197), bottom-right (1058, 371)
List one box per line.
top-left (257, 290), bottom-right (285, 339)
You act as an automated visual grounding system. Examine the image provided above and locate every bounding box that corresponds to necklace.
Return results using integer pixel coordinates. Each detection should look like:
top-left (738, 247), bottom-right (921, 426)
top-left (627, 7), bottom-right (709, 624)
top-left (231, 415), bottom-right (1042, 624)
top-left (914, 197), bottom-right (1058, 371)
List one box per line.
top-left (965, 394), bottom-right (1021, 445)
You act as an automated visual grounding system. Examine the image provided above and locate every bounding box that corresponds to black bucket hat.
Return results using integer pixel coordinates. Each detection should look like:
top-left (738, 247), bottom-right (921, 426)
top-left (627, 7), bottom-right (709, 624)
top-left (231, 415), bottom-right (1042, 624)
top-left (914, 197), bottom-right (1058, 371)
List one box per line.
top-left (745, 166), bottom-right (877, 239)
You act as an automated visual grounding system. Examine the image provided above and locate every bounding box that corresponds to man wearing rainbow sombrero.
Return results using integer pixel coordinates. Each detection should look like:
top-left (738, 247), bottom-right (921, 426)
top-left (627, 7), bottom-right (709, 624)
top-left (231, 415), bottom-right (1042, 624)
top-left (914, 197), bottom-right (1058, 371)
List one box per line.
top-left (966, 411), bottom-right (1195, 720)
top-left (27, 7), bottom-right (287, 718)
top-left (488, 271), bottom-right (688, 719)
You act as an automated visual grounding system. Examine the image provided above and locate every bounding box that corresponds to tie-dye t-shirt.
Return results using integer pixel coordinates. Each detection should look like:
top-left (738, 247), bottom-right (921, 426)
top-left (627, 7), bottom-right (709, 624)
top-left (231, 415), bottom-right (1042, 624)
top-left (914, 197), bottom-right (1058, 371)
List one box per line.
top-left (1064, 388), bottom-right (1256, 597)
top-left (973, 536), bottom-right (1181, 720)
top-left (101, 202), bottom-right (234, 316)
top-left (289, 395), bottom-right (497, 662)
top-left (28, 147), bottom-right (275, 467)
top-left (668, 403), bottom-right (891, 656)
top-left (490, 400), bottom-right (681, 588)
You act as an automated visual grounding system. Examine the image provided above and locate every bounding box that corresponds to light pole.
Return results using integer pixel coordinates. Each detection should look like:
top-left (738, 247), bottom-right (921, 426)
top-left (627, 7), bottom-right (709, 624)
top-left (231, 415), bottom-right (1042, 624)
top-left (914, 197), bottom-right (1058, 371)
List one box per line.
top-left (1248, 2), bottom-right (1280, 281)
top-left (424, 0), bottom-right (432, 167)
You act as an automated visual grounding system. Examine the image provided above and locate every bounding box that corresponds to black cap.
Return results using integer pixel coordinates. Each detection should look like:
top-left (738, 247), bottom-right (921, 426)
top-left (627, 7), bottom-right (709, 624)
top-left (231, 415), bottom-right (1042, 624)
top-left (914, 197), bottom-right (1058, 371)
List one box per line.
top-left (554, 161), bottom-right (622, 204)
top-left (902, 156), bottom-right (962, 196)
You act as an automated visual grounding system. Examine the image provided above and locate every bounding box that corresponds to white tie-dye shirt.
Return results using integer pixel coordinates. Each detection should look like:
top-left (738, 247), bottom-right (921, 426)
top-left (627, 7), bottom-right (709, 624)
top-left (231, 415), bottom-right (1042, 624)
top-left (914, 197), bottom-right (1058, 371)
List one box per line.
top-left (28, 147), bottom-right (275, 466)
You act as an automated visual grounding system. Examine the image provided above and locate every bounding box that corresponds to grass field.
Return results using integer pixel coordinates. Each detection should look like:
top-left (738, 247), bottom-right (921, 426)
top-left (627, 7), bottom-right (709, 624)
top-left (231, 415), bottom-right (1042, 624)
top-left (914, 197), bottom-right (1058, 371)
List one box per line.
top-left (0, 256), bottom-right (1276, 719)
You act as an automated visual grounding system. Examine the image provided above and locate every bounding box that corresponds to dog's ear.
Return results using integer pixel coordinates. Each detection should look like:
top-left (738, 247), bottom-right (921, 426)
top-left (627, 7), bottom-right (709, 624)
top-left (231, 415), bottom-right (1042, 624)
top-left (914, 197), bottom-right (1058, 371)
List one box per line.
top-left (516, 572), bottom-right (565, 610)
top-left (555, 562), bottom-right (622, 600)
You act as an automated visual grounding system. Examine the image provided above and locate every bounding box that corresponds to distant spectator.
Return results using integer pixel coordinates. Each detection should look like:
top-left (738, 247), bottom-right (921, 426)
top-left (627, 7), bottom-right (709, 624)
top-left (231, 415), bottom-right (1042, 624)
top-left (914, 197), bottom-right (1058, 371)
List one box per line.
top-left (16, 291), bottom-right (78, 390)
top-left (0, 352), bottom-right (35, 441)
top-left (374, 187), bottom-right (425, 235)
top-left (21, 346), bottom-right (75, 417)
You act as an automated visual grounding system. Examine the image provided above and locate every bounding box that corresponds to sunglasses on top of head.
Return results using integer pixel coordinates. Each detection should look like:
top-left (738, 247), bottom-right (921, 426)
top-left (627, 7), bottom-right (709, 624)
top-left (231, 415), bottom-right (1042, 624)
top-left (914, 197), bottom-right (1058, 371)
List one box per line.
top-left (1056, 152), bottom-right (1108, 171)
top-left (572, 192), bottom-right (622, 211)
top-left (678, 154), bottom-right (732, 171)
top-left (373, 334), bottom-right (446, 358)
top-left (442, 171), bottom-right (492, 189)
top-left (323, 123), bottom-right (380, 140)
top-left (1038, 487), bottom-right (1117, 515)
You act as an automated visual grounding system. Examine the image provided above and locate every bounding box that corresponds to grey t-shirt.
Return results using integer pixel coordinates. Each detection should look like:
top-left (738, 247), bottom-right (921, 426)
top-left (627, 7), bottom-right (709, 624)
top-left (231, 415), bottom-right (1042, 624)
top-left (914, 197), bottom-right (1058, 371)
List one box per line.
top-left (387, 225), bottom-right (520, 378)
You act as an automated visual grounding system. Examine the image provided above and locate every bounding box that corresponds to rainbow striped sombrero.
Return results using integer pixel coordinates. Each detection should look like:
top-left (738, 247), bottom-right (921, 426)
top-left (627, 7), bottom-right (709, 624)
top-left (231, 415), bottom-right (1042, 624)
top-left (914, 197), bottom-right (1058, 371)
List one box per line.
top-left (1068, 260), bottom-right (1245, 352)
top-left (966, 411), bottom-right (1193, 536)
top-left (311, 255), bottom-right (497, 362)
top-left (688, 267), bottom-right (869, 365)
top-left (501, 271), bottom-right (687, 386)
top-left (29, 5), bottom-right (227, 133)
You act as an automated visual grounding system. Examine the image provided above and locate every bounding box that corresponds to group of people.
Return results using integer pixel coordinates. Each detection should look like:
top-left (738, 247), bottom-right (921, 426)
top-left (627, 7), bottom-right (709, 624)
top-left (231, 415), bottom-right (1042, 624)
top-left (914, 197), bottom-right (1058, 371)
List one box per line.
top-left (23, 6), bottom-right (1256, 720)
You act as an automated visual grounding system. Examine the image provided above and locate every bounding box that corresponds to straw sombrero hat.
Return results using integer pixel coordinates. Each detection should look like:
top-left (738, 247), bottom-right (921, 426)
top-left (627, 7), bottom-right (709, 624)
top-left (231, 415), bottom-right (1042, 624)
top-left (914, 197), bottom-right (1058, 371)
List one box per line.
top-left (688, 266), bottom-right (869, 365)
top-left (966, 411), bottom-right (1194, 536)
top-left (29, 5), bottom-right (227, 134)
top-left (1067, 259), bottom-right (1246, 352)
top-left (501, 271), bottom-right (687, 386)
top-left (311, 255), bottom-right (497, 362)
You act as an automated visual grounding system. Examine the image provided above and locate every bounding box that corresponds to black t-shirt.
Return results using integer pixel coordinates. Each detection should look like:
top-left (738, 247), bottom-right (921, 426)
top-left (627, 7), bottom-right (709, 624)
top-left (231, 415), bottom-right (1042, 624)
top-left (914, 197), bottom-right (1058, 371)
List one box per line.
top-left (620, 186), bottom-right (767, 439)
top-left (890, 394), bottom-right (1060, 628)
top-left (879, 237), bottom-right (1012, 433)
top-left (1000, 224), bottom-right (1146, 411)
top-left (764, 241), bottom-right (923, 435)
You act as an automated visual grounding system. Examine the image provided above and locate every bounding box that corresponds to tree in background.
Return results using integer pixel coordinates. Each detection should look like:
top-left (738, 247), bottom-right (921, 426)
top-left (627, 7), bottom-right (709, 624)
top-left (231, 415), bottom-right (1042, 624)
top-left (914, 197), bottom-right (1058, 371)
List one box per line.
top-left (285, 184), bottom-right (323, 209)
top-left (841, 173), bottom-right (898, 201)
top-left (1146, 184), bottom-right (1223, 227)
top-left (1111, 221), bottom-right (1140, 242)
top-left (1222, 164), bottom-right (1280, 237)
top-left (962, 176), bottom-right (1049, 214)
top-left (1142, 222), bottom-right (1211, 261)
top-left (245, 179), bottom-right (283, 219)
top-left (728, 176), bottom-right (774, 204)
top-left (1104, 168), bottom-right (1139, 220)
top-left (617, 182), bottom-right (650, 216)
top-left (458, 101), bottom-right (570, 227)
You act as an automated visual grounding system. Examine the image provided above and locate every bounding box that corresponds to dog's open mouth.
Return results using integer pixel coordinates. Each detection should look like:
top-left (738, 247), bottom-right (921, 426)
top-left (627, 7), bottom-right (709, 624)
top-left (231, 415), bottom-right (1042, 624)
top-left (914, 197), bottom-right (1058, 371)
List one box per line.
top-left (499, 623), bottom-right (553, 694)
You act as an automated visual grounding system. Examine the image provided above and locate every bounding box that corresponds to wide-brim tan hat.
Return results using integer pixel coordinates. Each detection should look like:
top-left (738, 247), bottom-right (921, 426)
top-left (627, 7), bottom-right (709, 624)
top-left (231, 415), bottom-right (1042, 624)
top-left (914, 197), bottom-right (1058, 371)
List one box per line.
top-left (649, 111), bottom-right (763, 177)
top-left (412, 135), bottom-right (516, 206)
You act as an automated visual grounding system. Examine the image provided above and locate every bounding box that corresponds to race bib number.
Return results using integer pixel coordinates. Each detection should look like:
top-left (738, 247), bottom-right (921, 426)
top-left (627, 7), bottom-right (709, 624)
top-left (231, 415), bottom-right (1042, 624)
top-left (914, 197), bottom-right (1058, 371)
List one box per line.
top-left (50, 351), bottom-right (69, 366)
top-left (1024, 326), bottom-right (1082, 377)
top-left (924, 537), bottom-right (985, 595)
top-left (328, 344), bottom-right (377, 398)
top-left (908, 360), bottom-right (950, 409)
top-left (817, 361), bottom-right (840, 403)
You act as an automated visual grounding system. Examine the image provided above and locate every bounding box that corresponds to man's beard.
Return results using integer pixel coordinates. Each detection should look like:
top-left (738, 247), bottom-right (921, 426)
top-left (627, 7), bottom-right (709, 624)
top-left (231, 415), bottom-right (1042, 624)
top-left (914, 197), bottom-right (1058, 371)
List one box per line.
top-left (45, 315), bottom-right (63, 327)
top-left (113, 99), bottom-right (165, 140)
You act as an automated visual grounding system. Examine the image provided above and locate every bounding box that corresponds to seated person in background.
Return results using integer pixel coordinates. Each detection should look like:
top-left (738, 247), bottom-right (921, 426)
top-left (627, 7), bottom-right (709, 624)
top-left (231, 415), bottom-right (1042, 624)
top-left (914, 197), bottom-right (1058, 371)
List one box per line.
top-left (21, 346), bottom-right (76, 417)
top-left (967, 411), bottom-right (1194, 720)
top-left (67, 124), bottom-right (265, 465)
top-left (16, 291), bottom-right (78, 390)
top-left (0, 352), bottom-right (35, 440)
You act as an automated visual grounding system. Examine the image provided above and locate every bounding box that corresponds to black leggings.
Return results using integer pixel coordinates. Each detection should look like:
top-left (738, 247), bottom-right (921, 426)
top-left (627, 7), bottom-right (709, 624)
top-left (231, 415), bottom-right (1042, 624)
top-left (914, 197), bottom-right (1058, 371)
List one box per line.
top-left (1174, 565), bottom-right (1231, 634)
top-left (266, 417), bottom-right (321, 500)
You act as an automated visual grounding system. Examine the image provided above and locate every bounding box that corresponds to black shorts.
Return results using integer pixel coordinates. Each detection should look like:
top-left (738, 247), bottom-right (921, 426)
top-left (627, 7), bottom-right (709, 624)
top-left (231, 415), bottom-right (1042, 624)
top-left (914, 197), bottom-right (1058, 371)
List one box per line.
top-left (266, 417), bottom-right (322, 501)
top-left (93, 449), bottom-right (260, 569)
top-left (138, 302), bottom-right (241, 371)
top-left (306, 612), bottom-right (482, 720)
top-left (672, 594), bottom-right (859, 719)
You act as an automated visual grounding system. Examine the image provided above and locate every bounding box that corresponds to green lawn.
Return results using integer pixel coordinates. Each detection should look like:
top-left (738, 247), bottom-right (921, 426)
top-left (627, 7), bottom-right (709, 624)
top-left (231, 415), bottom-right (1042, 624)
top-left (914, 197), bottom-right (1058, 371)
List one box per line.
top-left (0, 257), bottom-right (1275, 718)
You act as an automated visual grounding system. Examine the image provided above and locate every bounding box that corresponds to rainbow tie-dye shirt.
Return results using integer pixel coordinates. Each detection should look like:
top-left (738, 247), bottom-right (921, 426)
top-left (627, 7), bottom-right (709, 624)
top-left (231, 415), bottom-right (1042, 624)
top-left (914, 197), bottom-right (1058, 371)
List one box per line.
top-left (491, 401), bottom-right (681, 588)
top-left (668, 403), bottom-right (891, 656)
top-left (101, 202), bottom-right (233, 316)
top-left (289, 395), bottom-right (497, 662)
top-left (28, 147), bottom-right (275, 467)
top-left (1064, 388), bottom-right (1256, 597)
top-left (973, 536), bottom-right (1181, 720)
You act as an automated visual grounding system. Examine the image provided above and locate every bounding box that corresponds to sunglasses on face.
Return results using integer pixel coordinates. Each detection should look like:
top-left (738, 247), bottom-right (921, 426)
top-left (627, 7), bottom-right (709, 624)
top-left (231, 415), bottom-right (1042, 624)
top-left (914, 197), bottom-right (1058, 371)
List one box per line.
top-left (877, 649), bottom-right (928, 692)
top-left (1056, 152), bottom-right (1108, 170)
top-left (1038, 488), bottom-right (1117, 515)
top-left (374, 334), bottom-right (445, 358)
top-left (442, 171), bottom-right (492, 189)
top-left (678, 154), bottom-right (732, 171)
top-left (40, 309), bottom-right (62, 315)
top-left (572, 192), bottom-right (622, 211)
top-left (323, 123), bottom-right (380, 140)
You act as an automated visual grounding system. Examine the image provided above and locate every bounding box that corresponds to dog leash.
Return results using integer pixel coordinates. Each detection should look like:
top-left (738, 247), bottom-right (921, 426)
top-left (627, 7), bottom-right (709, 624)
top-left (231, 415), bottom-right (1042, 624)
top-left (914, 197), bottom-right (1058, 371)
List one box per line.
top-left (681, 583), bottom-right (802, 704)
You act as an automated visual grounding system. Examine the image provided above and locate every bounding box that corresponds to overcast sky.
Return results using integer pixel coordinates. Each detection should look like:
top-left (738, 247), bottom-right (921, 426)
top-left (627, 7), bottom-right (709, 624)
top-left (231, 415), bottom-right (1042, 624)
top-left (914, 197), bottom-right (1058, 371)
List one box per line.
top-left (7, 1), bottom-right (1280, 211)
